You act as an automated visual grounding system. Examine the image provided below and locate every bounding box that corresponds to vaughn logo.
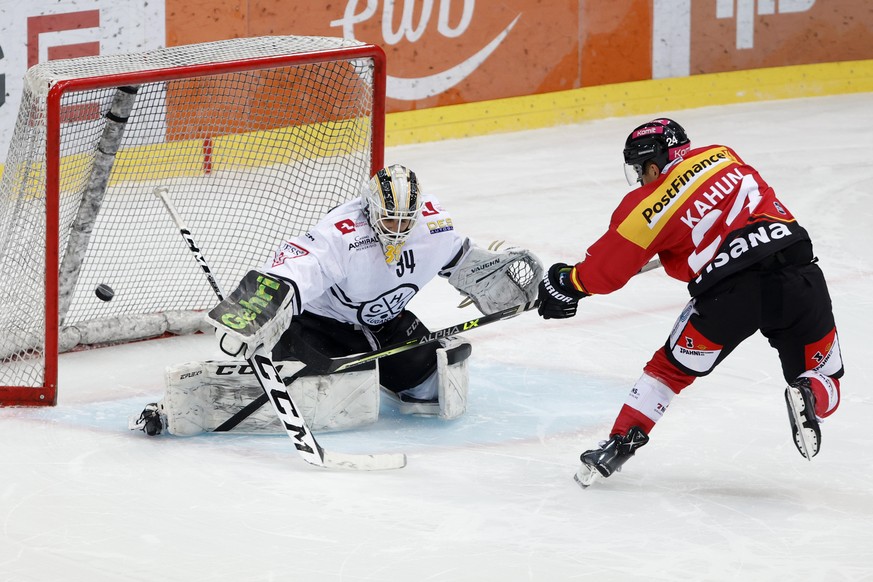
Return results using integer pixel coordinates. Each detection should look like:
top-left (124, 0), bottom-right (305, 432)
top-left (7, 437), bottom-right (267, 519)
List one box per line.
top-left (331, 0), bottom-right (521, 100)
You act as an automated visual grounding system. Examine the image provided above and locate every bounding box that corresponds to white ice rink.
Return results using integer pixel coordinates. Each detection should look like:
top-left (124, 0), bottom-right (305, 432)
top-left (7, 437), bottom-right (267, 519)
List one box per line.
top-left (2, 93), bottom-right (872, 581)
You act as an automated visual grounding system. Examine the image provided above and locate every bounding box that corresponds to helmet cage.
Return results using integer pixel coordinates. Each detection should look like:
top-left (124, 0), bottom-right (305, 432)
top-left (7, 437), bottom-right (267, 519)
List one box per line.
top-left (364, 165), bottom-right (422, 247)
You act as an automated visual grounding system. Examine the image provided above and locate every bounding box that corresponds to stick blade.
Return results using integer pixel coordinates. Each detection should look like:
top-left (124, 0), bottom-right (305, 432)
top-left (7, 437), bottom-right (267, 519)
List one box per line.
top-left (321, 451), bottom-right (407, 471)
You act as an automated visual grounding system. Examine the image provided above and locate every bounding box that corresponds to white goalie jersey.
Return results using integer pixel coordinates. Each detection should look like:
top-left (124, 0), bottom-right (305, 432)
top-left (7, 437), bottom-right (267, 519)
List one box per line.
top-left (264, 194), bottom-right (468, 326)
top-left (131, 184), bottom-right (542, 437)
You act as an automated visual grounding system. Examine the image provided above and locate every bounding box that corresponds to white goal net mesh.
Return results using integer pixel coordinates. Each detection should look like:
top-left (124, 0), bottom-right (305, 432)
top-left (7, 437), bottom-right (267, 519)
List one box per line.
top-left (0, 36), bottom-right (382, 400)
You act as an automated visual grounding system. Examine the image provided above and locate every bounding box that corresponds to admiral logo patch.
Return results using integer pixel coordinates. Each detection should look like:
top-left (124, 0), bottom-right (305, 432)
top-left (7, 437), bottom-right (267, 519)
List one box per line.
top-left (349, 235), bottom-right (380, 251)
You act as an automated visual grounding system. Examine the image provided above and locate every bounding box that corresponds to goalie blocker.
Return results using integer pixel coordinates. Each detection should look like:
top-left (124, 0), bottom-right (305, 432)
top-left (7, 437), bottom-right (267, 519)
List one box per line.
top-left (129, 337), bottom-right (472, 436)
top-left (206, 269), bottom-right (298, 359)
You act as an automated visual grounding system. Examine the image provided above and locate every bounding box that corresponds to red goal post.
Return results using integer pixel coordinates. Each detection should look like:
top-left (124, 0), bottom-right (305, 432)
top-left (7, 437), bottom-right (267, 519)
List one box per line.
top-left (0, 36), bottom-right (386, 406)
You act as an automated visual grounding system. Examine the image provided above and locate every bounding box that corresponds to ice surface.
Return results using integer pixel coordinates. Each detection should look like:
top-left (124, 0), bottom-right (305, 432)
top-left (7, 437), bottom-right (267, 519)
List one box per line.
top-left (2, 93), bottom-right (872, 581)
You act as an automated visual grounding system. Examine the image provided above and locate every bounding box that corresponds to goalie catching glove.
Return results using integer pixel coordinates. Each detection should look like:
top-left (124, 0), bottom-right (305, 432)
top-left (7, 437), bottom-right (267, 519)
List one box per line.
top-left (205, 270), bottom-right (297, 358)
top-left (538, 263), bottom-right (589, 319)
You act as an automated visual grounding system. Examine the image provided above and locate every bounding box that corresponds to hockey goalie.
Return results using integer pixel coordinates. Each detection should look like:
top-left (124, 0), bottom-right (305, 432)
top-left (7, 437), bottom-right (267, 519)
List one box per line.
top-left (130, 164), bottom-right (542, 436)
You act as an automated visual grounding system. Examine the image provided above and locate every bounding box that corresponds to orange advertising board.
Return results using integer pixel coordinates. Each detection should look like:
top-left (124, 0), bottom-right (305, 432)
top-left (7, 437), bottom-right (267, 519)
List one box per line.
top-left (166, 0), bottom-right (873, 113)
top-left (688, 0), bottom-right (873, 73)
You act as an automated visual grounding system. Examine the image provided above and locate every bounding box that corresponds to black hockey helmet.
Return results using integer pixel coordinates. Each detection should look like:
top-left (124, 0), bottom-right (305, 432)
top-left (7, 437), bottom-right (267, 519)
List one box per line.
top-left (622, 118), bottom-right (690, 185)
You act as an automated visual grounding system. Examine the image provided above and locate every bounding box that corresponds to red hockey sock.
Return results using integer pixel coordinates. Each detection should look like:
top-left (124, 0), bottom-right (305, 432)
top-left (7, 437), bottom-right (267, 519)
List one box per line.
top-left (798, 371), bottom-right (840, 418)
top-left (610, 404), bottom-right (657, 437)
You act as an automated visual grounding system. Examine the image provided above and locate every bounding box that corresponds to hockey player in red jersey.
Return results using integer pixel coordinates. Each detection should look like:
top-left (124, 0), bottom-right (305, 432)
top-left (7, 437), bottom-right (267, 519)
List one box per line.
top-left (537, 118), bottom-right (843, 487)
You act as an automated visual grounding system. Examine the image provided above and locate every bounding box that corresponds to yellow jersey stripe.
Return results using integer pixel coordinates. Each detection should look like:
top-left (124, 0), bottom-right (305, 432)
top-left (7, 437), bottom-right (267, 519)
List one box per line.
top-left (616, 148), bottom-right (740, 249)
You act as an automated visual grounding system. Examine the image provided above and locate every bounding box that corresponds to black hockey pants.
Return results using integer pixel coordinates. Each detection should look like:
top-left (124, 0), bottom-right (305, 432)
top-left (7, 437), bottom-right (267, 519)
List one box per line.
top-left (664, 240), bottom-right (844, 384)
top-left (272, 310), bottom-right (440, 393)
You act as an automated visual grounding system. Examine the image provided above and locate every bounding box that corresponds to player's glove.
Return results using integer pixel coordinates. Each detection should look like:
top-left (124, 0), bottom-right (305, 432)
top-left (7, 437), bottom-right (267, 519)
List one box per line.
top-left (537, 263), bottom-right (588, 319)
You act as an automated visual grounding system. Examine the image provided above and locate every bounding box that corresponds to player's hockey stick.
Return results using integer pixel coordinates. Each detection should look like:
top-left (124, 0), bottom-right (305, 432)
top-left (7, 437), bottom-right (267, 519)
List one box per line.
top-left (638, 258), bottom-right (661, 274)
top-left (154, 186), bottom-right (406, 471)
top-left (209, 300), bottom-right (539, 432)
top-left (319, 257), bottom-right (664, 374)
top-left (322, 300), bottom-right (537, 374)
top-left (220, 257), bottom-right (664, 429)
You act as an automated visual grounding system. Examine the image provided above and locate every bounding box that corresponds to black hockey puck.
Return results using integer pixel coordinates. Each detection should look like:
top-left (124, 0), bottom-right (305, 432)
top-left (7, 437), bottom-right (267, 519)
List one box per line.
top-left (95, 284), bottom-right (115, 302)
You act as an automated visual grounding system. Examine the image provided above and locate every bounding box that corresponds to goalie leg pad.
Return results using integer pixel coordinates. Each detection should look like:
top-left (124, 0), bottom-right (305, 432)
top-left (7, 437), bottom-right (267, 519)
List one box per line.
top-left (384, 336), bottom-right (472, 419)
top-left (154, 359), bottom-right (379, 435)
top-left (437, 336), bottom-right (472, 420)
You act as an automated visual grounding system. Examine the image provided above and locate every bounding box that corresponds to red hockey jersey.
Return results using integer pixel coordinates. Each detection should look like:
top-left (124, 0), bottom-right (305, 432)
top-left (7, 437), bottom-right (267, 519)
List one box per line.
top-left (572, 144), bottom-right (810, 297)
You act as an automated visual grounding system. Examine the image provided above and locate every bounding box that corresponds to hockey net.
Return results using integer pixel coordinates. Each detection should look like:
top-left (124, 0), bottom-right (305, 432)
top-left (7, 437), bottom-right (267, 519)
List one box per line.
top-left (0, 36), bottom-right (385, 406)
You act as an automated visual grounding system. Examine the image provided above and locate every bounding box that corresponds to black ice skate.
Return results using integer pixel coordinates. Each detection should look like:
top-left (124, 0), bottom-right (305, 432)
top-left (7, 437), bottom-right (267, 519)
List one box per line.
top-left (785, 377), bottom-right (821, 460)
top-left (128, 402), bottom-right (164, 436)
top-left (574, 426), bottom-right (649, 488)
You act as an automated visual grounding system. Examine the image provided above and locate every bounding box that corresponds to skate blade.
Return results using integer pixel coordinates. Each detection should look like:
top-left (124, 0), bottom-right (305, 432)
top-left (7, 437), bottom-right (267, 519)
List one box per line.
top-left (127, 414), bottom-right (145, 431)
top-left (574, 464), bottom-right (599, 488)
top-left (786, 386), bottom-right (819, 461)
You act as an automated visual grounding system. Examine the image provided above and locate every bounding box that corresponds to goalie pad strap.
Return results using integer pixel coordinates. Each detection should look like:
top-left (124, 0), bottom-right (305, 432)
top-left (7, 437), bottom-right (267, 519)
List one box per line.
top-left (444, 340), bottom-right (472, 366)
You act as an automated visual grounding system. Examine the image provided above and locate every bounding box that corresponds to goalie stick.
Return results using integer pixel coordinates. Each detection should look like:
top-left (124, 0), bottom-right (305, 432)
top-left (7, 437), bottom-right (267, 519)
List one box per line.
top-left (209, 301), bottom-right (538, 434)
top-left (212, 300), bottom-right (538, 431)
top-left (218, 256), bottom-right (662, 430)
top-left (154, 186), bottom-right (406, 471)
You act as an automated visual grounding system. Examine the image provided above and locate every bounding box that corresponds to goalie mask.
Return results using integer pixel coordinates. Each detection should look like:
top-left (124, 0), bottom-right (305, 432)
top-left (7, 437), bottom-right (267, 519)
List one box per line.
top-left (363, 164), bottom-right (422, 258)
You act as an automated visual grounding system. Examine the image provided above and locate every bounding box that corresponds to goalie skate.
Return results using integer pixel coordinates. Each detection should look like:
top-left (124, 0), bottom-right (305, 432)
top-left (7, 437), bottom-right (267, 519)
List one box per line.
top-left (129, 402), bottom-right (164, 436)
top-left (785, 379), bottom-right (821, 460)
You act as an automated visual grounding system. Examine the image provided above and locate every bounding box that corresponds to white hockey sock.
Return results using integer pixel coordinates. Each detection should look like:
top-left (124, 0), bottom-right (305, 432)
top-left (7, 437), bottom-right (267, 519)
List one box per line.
top-left (625, 373), bottom-right (676, 424)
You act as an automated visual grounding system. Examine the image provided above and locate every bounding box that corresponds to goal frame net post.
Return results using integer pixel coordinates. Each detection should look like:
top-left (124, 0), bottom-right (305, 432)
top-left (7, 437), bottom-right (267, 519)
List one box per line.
top-left (0, 36), bottom-right (386, 406)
